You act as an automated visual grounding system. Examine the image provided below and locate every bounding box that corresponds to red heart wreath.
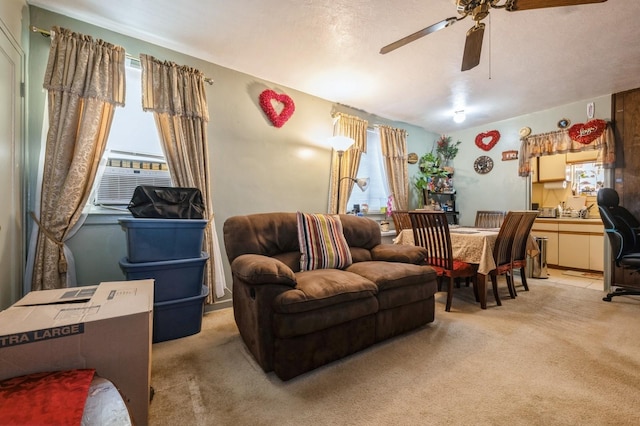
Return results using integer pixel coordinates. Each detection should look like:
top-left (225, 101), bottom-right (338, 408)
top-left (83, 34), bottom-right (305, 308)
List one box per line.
top-left (475, 130), bottom-right (501, 151)
top-left (568, 119), bottom-right (607, 145)
top-left (259, 89), bottom-right (295, 128)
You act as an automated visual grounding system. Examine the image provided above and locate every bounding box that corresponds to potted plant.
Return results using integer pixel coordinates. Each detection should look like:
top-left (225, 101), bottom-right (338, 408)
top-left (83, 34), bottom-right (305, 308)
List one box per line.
top-left (435, 135), bottom-right (461, 174)
top-left (413, 152), bottom-right (450, 206)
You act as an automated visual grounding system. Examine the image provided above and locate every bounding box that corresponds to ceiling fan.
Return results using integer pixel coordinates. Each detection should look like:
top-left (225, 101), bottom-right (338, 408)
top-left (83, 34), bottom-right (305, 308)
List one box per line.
top-left (380, 0), bottom-right (608, 71)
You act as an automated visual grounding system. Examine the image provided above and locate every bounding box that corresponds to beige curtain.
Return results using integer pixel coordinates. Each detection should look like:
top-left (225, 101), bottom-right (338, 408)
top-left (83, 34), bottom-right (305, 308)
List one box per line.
top-left (329, 113), bottom-right (368, 214)
top-left (518, 122), bottom-right (615, 176)
top-left (30, 27), bottom-right (125, 291)
top-left (140, 54), bottom-right (224, 303)
top-left (379, 125), bottom-right (409, 211)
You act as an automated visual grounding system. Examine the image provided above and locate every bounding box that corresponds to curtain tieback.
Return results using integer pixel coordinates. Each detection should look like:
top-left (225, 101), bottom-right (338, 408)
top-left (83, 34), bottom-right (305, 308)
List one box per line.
top-left (30, 211), bottom-right (68, 273)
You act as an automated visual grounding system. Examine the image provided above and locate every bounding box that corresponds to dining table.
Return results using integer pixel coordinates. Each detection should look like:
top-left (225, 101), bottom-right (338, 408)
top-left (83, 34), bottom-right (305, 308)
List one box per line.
top-left (394, 226), bottom-right (539, 309)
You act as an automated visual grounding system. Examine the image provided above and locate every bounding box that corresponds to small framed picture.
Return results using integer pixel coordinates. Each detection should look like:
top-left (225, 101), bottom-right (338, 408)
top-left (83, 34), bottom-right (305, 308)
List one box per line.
top-left (502, 150), bottom-right (518, 161)
top-left (557, 118), bottom-right (571, 129)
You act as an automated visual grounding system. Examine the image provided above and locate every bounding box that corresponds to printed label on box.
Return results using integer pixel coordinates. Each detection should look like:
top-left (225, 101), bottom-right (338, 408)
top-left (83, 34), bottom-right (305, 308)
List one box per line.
top-left (0, 323), bottom-right (85, 348)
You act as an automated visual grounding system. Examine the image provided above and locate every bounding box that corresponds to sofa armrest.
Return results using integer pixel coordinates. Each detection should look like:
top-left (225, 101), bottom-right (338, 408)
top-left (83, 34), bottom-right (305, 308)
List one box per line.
top-left (231, 254), bottom-right (297, 286)
top-left (371, 244), bottom-right (427, 265)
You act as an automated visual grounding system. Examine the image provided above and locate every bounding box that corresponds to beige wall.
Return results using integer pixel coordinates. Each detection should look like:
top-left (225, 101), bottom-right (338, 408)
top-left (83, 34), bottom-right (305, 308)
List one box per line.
top-left (3, 4), bottom-right (616, 306)
top-left (448, 95), bottom-right (612, 225)
top-left (27, 7), bottom-right (434, 305)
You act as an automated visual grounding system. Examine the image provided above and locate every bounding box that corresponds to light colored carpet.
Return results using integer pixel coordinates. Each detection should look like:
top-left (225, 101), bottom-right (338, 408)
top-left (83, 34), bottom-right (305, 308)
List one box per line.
top-left (149, 280), bottom-right (640, 426)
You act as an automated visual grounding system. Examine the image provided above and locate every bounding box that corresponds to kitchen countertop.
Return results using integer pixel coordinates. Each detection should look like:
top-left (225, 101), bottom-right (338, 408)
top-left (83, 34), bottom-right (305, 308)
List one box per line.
top-left (535, 217), bottom-right (602, 224)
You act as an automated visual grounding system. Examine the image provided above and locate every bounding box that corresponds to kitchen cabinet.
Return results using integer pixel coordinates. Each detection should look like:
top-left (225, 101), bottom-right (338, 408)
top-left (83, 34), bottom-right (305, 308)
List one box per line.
top-left (589, 234), bottom-right (604, 272)
top-left (566, 150), bottom-right (599, 164)
top-left (559, 233), bottom-right (590, 269)
top-left (537, 154), bottom-right (566, 182)
top-left (532, 219), bottom-right (603, 271)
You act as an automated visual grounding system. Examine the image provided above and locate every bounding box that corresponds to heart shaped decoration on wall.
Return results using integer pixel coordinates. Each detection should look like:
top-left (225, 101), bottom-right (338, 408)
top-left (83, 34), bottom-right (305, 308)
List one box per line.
top-left (259, 89), bottom-right (295, 128)
top-left (568, 119), bottom-right (607, 145)
top-left (475, 130), bottom-right (501, 151)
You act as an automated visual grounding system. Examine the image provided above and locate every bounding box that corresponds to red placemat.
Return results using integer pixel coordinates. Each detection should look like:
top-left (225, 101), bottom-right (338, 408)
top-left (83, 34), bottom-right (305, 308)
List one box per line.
top-left (0, 369), bottom-right (95, 425)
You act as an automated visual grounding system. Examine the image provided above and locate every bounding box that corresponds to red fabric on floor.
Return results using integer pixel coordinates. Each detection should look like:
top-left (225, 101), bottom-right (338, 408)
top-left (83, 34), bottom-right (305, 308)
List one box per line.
top-left (0, 369), bottom-right (95, 425)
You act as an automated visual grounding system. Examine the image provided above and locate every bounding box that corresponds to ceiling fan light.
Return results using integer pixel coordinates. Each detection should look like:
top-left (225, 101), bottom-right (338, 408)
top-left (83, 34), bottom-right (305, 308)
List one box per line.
top-left (453, 110), bottom-right (466, 123)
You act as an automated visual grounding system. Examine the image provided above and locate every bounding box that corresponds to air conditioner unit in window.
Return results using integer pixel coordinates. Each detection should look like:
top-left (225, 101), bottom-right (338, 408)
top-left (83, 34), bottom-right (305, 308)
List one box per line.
top-left (94, 166), bottom-right (172, 205)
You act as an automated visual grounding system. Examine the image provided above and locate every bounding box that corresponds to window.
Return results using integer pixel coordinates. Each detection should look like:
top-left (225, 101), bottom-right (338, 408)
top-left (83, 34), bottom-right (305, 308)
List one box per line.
top-left (89, 59), bottom-right (171, 210)
top-left (346, 129), bottom-right (390, 214)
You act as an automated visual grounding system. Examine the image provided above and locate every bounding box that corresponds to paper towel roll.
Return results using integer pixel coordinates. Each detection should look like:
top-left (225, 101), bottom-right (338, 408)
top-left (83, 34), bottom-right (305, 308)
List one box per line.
top-left (543, 181), bottom-right (567, 190)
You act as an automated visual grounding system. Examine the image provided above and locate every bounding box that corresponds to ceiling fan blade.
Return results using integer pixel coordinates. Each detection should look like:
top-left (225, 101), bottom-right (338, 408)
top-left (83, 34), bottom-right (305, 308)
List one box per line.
top-left (461, 23), bottom-right (485, 71)
top-left (380, 17), bottom-right (458, 55)
top-left (508, 0), bottom-right (607, 11)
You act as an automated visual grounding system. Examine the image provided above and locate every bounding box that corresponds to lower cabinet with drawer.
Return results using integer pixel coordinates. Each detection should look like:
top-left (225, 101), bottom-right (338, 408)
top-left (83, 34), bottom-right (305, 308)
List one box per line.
top-left (559, 233), bottom-right (590, 269)
top-left (532, 219), bottom-right (604, 272)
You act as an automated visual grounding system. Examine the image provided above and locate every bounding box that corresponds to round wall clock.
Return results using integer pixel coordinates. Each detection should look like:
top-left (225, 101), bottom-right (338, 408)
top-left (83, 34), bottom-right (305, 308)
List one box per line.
top-left (473, 155), bottom-right (494, 174)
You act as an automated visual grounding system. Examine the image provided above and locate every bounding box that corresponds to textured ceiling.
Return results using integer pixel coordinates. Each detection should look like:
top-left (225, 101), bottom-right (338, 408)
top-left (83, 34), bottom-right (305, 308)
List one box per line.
top-left (28, 0), bottom-right (640, 133)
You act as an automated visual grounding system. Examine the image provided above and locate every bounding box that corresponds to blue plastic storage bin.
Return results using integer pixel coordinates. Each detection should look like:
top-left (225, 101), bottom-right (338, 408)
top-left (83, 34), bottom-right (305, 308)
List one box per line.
top-left (119, 252), bottom-right (209, 302)
top-left (153, 285), bottom-right (209, 343)
top-left (118, 218), bottom-right (207, 263)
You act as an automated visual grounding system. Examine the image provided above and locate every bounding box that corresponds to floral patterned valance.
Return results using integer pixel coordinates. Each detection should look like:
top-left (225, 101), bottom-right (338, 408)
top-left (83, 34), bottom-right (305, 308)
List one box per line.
top-left (518, 119), bottom-right (615, 177)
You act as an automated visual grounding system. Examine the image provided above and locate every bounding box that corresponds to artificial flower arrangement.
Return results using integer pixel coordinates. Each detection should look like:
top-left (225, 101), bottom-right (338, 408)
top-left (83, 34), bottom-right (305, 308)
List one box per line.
top-left (386, 194), bottom-right (394, 218)
top-left (435, 134), bottom-right (462, 163)
top-left (380, 195), bottom-right (394, 231)
top-left (259, 89), bottom-right (295, 128)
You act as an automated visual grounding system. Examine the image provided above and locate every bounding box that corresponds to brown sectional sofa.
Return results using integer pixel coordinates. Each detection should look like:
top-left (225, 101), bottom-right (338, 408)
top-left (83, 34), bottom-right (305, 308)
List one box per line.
top-left (223, 212), bottom-right (438, 380)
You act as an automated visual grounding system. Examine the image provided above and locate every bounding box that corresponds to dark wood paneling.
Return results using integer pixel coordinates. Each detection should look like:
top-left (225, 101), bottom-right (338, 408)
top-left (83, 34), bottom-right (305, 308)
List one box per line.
top-left (611, 88), bottom-right (640, 290)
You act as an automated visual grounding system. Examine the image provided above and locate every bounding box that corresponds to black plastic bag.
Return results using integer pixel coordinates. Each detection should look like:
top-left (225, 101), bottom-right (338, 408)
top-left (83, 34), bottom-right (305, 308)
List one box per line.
top-left (127, 186), bottom-right (205, 219)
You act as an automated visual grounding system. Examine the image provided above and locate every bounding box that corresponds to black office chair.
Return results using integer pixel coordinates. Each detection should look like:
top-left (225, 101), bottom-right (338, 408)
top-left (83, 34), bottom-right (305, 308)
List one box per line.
top-left (598, 188), bottom-right (640, 242)
top-left (597, 188), bottom-right (640, 301)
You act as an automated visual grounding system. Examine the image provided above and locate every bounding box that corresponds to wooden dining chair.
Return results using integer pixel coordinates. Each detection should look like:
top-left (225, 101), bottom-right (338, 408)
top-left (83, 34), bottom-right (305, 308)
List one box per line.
top-left (409, 211), bottom-right (477, 312)
top-left (391, 211), bottom-right (412, 236)
top-left (510, 210), bottom-right (540, 296)
top-left (489, 211), bottom-right (524, 303)
top-left (475, 210), bottom-right (507, 228)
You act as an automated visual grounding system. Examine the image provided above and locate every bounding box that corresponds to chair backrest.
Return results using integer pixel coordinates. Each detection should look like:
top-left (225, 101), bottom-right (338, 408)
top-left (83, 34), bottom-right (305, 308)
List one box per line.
top-left (597, 188), bottom-right (639, 262)
top-left (475, 210), bottom-right (507, 228)
top-left (391, 211), bottom-right (412, 235)
top-left (409, 211), bottom-right (453, 270)
top-left (512, 210), bottom-right (539, 263)
top-left (597, 187), bottom-right (640, 230)
top-left (492, 211), bottom-right (524, 267)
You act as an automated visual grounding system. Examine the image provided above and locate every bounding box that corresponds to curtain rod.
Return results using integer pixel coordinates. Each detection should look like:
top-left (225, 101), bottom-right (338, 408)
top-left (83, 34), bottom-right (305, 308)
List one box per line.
top-left (30, 25), bottom-right (214, 85)
top-left (525, 128), bottom-right (568, 140)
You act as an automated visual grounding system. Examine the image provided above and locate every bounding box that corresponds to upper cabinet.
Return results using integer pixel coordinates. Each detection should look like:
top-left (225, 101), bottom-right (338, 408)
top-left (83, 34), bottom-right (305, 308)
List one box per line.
top-left (537, 154), bottom-right (566, 182)
top-left (566, 150), bottom-right (599, 164)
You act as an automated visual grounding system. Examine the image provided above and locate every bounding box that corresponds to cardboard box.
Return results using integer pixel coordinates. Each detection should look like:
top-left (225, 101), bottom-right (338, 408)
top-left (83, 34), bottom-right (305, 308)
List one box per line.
top-left (0, 280), bottom-right (154, 425)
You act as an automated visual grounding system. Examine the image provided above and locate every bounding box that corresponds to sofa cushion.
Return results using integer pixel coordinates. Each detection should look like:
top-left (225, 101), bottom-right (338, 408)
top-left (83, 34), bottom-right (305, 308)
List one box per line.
top-left (371, 244), bottom-right (428, 264)
top-left (272, 269), bottom-right (379, 338)
top-left (297, 212), bottom-right (352, 271)
top-left (274, 269), bottom-right (378, 314)
top-left (340, 214), bottom-right (382, 249)
top-left (345, 261), bottom-right (438, 309)
top-left (349, 247), bottom-right (373, 263)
